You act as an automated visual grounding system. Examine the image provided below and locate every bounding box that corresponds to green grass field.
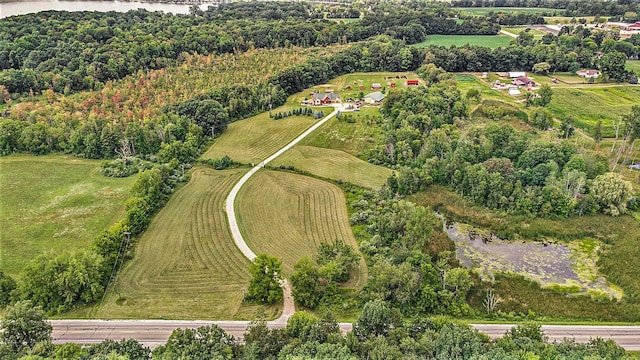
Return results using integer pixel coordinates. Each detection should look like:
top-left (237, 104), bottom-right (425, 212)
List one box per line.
top-left (236, 170), bottom-right (367, 288)
top-left (95, 167), bottom-right (279, 320)
top-left (502, 27), bottom-right (546, 39)
top-left (271, 145), bottom-right (393, 189)
top-left (201, 108), bottom-right (320, 164)
top-left (0, 155), bottom-right (135, 279)
top-left (412, 35), bottom-right (512, 49)
top-left (454, 7), bottom-right (559, 15)
top-left (547, 86), bottom-right (640, 137)
top-left (627, 60), bottom-right (640, 74)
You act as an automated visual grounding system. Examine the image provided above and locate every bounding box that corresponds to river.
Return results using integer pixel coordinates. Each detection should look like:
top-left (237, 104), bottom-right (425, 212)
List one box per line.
top-left (0, 0), bottom-right (210, 19)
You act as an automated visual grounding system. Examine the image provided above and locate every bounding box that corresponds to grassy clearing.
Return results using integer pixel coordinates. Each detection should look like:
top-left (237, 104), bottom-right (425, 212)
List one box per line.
top-left (627, 60), bottom-right (640, 74)
top-left (236, 170), bottom-right (367, 288)
top-left (95, 167), bottom-right (278, 320)
top-left (0, 155), bottom-right (135, 279)
top-left (547, 86), bottom-right (640, 137)
top-left (271, 145), bottom-right (393, 189)
top-left (502, 27), bottom-right (546, 39)
top-left (410, 186), bottom-right (640, 321)
top-left (544, 16), bottom-right (605, 24)
top-left (201, 108), bottom-right (320, 164)
top-left (412, 35), bottom-right (512, 49)
top-left (454, 7), bottom-right (559, 15)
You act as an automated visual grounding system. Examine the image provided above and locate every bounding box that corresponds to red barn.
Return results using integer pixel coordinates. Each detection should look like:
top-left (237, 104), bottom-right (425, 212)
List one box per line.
top-left (407, 79), bottom-right (419, 86)
top-left (390, 83), bottom-right (396, 88)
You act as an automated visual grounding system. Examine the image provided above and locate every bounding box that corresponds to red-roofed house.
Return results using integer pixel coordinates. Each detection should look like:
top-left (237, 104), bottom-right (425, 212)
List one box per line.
top-left (407, 79), bottom-right (419, 86)
top-left (512, 76), bottom-right (535, 87)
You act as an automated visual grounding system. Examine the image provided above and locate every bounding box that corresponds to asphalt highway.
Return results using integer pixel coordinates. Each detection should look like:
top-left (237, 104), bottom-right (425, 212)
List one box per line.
top-left (50, 320), bottom-right (639, 350)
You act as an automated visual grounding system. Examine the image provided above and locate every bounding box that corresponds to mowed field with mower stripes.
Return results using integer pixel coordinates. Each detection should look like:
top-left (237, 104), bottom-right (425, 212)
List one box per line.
top-left (236, 170), bottom-right (367, 288)
top-left (272, 145), bottom-right (392, 189)
top-left (97, 167), bottom-right (276, 320)
top-left (201, 109), bottom-right (323, 164)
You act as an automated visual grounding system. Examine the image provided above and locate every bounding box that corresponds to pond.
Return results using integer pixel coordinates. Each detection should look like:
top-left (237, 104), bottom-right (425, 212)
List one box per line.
top-left (439, 214), bottom-right (623, 300)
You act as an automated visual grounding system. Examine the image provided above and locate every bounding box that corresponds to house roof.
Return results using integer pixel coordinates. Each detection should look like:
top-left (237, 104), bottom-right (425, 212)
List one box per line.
top-left (371, 83), bottom-right (382, 88)
top-left (514, 76), bottom-right (534, 84)
top-left (312, 91), bottom-right (340, 102)
top-left (364, 91), bottom-right (385, 102)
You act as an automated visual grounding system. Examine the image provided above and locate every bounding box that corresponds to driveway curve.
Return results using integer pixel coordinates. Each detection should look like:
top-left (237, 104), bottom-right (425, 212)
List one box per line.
top-left (224, 106), bottom-right (340, 322)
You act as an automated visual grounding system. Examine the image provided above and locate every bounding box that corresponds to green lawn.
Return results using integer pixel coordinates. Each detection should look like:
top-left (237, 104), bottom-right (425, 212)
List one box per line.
top-left (548, 86), bottom-right (640, 137)
top-left (502, 27), bottom-right (546, 39)
top-left (271, 145), bottom-right (393, 189)
top-left (413, 35), bottom-right (512, 49)
top-left (454, 7), bottom-right (559, 16)
top-left (627, 60), bottom-right (640, 74)
top-left (0, 155), bottom-right (136, 278)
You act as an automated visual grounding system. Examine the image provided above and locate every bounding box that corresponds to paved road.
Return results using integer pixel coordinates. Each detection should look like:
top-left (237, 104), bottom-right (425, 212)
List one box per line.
top-left (223, 106), bottom-right (340, 322)
top-left (50, 320), bottom-right (639, 350)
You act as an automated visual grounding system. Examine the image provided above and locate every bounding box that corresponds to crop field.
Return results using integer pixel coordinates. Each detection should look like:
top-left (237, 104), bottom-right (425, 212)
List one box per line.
top-left (412, 35), bottom-right (512, 49)
top-left (453, 7), bottom-right (559, 15)
top-left (0, 155), bottom-right (135, 278)
top-left (201, 108), bottom-right (321, 164)
top-left (236, 170), bottom-right (367, 288)
top-left (547, 86), bottom-right (640, 137)
top-left (96, 167), bottom-right (278, 319)
top-left (271, 145), bottom-right (393, 189)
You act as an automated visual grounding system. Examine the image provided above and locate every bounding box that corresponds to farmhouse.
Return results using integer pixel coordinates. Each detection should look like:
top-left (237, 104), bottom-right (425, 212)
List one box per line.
top-left (512, 76), bottom-right (535, 88)
top-left (371, 83), bottom-right (382, 90)
top-left (406, 79), bottom-right (419, 86)
top-left (363, 91), bottom-right (385, 104)
top-left (303, 91), bottom-right (341, 106)
top-left (576, 69), bottom-right (600, 78)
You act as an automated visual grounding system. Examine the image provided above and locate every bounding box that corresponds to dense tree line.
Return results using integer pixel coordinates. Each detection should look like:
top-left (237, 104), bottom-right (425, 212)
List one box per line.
top-left (451, 0), bottom-right (640, 18)
top-left (368, 64), bottom-right (635, 218)
top-left (423, 28), bottom-right (639, 81)
top-left (0, 3), bottom-right (500, 96)
top-left (1, 300), bottom-right (630, 359)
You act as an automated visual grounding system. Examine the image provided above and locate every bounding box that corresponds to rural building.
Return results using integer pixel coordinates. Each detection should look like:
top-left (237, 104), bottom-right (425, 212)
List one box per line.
top-left (390, 83), bottom-right (396, 88)
top-left (363, 91), bottom-right (385, 104)
top-left (371, 83), bottom-right (382, 90)
top-left (576, 69), bottom-right (600, 78)
top-left (304, 91), bottom-right (341, 106)
top-left (406, 79), bottom-right (419, 86)
top-left (512, 76), bottom-right (535, 87)
top-left (508, 71), bottom-right (527, 78)
top-left (508, 87), bottom-right (521, 96)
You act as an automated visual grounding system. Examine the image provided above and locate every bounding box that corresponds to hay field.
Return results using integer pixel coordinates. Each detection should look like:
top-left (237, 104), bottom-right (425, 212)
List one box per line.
top-left (272, 145), bottom-right (392, 189)
top-left (0, 155), bottom-right (135, 278)
top-left (412, 35), bottom-right (512, 49)
top-left (201, 110), bottom-right (318, 164)
top-left (97, 167), bottom-right (276, 320)
top-left (236, 170), bottom-right (367, 288)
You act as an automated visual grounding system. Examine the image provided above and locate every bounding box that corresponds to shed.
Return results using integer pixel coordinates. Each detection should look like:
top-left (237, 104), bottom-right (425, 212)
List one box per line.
top-left (363, 91), bottom-right (385, 104)
top-left (508, 71), bottom-right (527, 78)
top-left (407, 79), bottom-right (419, 86)
top-left (371, 83), bottom-right (382, 90)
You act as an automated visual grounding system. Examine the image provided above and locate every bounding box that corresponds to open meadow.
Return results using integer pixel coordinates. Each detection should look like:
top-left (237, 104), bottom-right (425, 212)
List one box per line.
top-left (453, 7), bottom-right (559, 15)
top-left (501, 27), bottom-right (546, 39)
top-left (0, 155), bottom-right (135, 279)
top-left (627, 60), bottom-right (640, 74)
top-left (547, 86), bottom-right (640, 137)
top-left (236, 170), bottom-right (367, 288)
top-left (412, 35), bottom-right (512, 49)
top-left (95, 167), bottom-right (279, 320)
top-left (201, 107), bottom-right (323, 164)
top-left (271, 145), bottom-right (392, 189)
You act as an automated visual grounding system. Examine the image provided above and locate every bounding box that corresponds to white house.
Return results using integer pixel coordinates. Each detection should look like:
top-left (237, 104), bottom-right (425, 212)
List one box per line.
top-left (576, 69), bottom-right (600, 78)
top-left (363, 91), bottom-right (385, 104)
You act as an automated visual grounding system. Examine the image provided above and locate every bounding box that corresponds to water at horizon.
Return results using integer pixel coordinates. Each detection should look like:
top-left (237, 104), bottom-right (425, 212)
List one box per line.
top-left (0, 0), bottom-right (209, 19)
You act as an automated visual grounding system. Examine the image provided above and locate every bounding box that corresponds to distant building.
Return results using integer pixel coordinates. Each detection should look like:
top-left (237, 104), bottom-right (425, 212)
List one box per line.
top-left (406, 79), bottom-right (419, 86)
top-left (512, 76), bottom-right (535, 87)
top-left (371, 83), bottom-right (382, 90)
top-left (363, 91), bottom-right (385, 104)
top-left (304, 91), bottom-right (341, 106)
top-left (576, 69), bottom-right (600, 78)
top-left (508, 71), bottom-right (527, 78)
top-left (508, 87), bottom-right (521, 96)
top-left (390, 83), bottom-right (397, 88)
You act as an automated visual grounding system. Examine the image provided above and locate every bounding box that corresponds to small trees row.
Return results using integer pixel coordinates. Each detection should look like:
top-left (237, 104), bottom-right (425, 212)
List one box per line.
top-left (270, 107), bottom-right (318, 120)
